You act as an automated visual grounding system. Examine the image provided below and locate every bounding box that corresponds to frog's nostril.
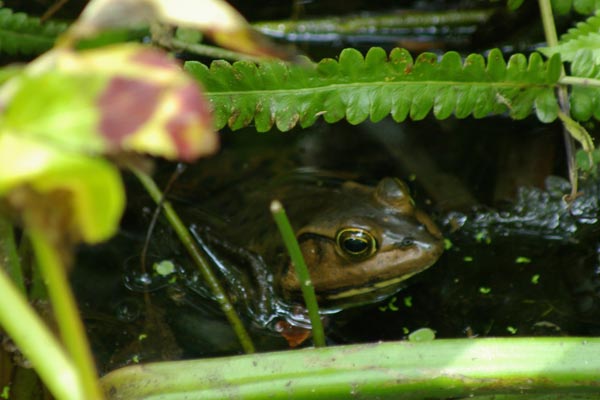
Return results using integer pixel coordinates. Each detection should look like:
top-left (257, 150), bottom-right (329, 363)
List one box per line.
top-left (398, 237), bottom-right (415, 247)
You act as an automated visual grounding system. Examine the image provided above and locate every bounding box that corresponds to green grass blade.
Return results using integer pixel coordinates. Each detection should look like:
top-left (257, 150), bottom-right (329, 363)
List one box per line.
top-left (270, 200), bottom-right (326, 348)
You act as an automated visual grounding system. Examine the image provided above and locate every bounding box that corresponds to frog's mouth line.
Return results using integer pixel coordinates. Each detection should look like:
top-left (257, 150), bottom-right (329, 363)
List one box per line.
top-left (322, 269), bottom-right (423, 301)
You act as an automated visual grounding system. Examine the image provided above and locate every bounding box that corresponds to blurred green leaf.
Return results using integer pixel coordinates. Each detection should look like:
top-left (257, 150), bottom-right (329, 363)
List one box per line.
top-left (507, 0), bottom-right (526, 10)
top-left (175, 27), bottom-right (202, 44)
top-left (0, 133), bottom-right (124, 243)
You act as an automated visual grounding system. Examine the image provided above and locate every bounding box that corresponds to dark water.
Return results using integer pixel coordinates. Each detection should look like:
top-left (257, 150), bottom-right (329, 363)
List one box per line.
top-left (72, 116), bottom-right (600, 373)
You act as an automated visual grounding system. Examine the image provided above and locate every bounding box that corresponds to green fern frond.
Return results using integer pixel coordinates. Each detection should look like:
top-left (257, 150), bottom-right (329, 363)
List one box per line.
top-left (539, 11), bottom-right (600, 63)
top-left (0, 8), bottom-right (69, 55)
top-left (568, 50), bottom-right (600, 120)
top-left (185, 48), bottom-right (561, 131)
top-left (551, 0), bottom-right (600, 15)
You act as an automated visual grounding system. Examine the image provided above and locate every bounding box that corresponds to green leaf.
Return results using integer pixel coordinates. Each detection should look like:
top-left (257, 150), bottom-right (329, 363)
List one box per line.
top-left (100, 338), bottom-right (600, 399)
top-left (540, 12), bottom-right (600, 63)
top-left (3, 72), bottom-right (106, 154)
top-left (0, 133), bottom-right (124, 243)
top-left (186, 47), bottom-right (560, 131)
top-left (0, 43), bottom-right (219, 244)
top-left (0, 8), bottom-right (68, 56)
top-left (535, 88), bottom-right (560, 122)
top-left (576, 147), bottom-right (600, 170)
top-left (573, 0), bottom-right (598, 13)
top-left (557, 110), bottom-right (595, 153)
top-left (568, 50), bottom-right (600, 120)
top-left (552, 0), bottom-right (574, 15)
top-left (1, 45), bottom-right (217, 161)
top-left (550, 0), bottom-right (600, 14)
top-left (408, 328), bottom-right (436, 342)
top-left (507, 0), bottom-right (525, 11)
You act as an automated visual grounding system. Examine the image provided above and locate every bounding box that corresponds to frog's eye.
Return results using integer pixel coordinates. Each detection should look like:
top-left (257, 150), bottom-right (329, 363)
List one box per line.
top-left (335, 228), bottom-right (378, 260)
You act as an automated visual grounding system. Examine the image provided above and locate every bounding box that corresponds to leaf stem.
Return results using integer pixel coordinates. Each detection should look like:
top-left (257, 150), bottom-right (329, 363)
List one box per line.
top-left (29, 229), bottom-right (102, 399)
top-left (270, 200), bottom-right (326, 348)
top-left (538, 0), bottom-right (579, 198)
top-left (102, 337), bottom-right (600, 399)
top-left (0, 267), bottom-right (82, 400)
top-left (560, 76), bottom-right (600, 88)
top-left (132, 167), bottom-right (256, 354)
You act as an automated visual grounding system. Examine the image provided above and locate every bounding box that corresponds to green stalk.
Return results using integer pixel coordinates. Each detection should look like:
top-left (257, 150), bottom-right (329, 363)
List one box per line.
top-left (270, 200), bottom-right (326, 348)
top-left (560, 76), bottom-right (600, 89)
top-left (132, 167), bottom-right (255, 354)
top-left (155, 36), bottom-right (264, 62)
top-left (253, 9), bottom-right (493, 36)
top-left (537, 0), bottom-right (558, 47)
top-left (538, 0), bottom-right (579, 198)
top-left (29, 229), bottom-right (103, 399)
top-left (0, 266), bottom-right (82, 400)
top-left (0, 214), bottom-right (25, 293)
top-left (101, 337), bottom-right (600, 399)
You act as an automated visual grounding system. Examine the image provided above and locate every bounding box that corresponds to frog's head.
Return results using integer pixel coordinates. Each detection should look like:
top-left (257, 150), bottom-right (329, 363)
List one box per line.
top-left (279, 177), bottom-right (444, 308)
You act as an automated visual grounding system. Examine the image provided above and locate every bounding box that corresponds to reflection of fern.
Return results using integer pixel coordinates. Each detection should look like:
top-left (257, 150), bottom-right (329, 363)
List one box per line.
top-left (0, 8), bottom-right (68, 55)
top-left (186, 47), bottom-right (561, 132)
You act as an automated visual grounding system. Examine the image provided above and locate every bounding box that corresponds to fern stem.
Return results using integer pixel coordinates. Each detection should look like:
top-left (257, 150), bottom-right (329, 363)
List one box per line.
top-left (29, 229), bottom-right (102, 399)
top-left (132, 167), bottom-right (256, 354)
top-left (560, 76), bottom-right (600, 88)
top-left (270, 200), bottom-right (326, 348)
top-left (538, 0), bottom-right (578, 198)
top-left (538, 0), bottom-right (559, 47)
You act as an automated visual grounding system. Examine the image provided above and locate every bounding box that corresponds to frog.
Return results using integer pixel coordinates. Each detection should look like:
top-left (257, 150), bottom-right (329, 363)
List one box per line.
top-left (174, 169), bottom-right (444, 335)
top-left (279, 177), bottom-right (443, 307)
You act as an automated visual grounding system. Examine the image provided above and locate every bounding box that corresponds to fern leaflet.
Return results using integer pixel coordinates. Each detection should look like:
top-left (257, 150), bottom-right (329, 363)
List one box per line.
top-left (540, 11), bottom-right (600, 63)
top-left (185, 47), bottom-right (561, 131)
top-left (550, 0), bottom-right (600, 15)
top-left (0, 8), bottom-right (68, 55)
top-left (567, 50), bottom-right (600, 120)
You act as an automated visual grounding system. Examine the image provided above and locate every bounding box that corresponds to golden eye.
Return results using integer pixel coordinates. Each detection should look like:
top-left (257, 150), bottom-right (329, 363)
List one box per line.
top-left (335, 228), bottom-right (377, 260)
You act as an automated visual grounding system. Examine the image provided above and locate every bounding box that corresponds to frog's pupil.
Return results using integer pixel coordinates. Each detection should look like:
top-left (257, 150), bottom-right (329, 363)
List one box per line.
top-left (336, 228), bottom-right (377, 260)
top-left (343, 237), bottom-right (368, 254)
